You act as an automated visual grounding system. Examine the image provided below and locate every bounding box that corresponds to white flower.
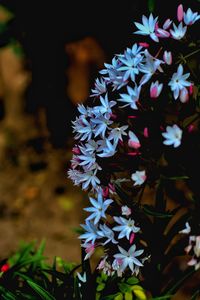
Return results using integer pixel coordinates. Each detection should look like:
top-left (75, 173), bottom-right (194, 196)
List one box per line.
top-left (179, 222), bottom-right (191, 234)
top-left (168, 64), bottom-right (190, 100)
top-left (114, 245), bottom-right (144, 273)
top-left (162, 124), bottom-right (183, 148)
top-left (81, 242), bottom-right (96, 260)
top-left (184, 8), bottom-right (200, 25)
top-left (84, 192), bottom-right (113, 224)
top-left (170, 22), bottom-right (187, 40)
top-left (134, 14), bottom-right (159, 42)
top-left (113, 216), bottom-right (140, 240)
top-left (131, 170), bottom-right (146, 186)
top-left (121, 205), bottom-right (132, 216)
top-left (77, 272), bottom-right (87, 283)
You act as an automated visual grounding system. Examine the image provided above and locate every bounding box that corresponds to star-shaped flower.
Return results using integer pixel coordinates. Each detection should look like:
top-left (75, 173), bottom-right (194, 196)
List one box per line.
top-left (134, 14), bottom-right (159, 42)
top-left (114, 244), bottom-right (144, 273)
top-left (84, 192), bottom-right (113, 224)
top-left (168, 64), bottom-right (190, 100)
top-left (162, 124), bottom-right (183, 148)
top-left (113, 216), bottom-right (140, 240)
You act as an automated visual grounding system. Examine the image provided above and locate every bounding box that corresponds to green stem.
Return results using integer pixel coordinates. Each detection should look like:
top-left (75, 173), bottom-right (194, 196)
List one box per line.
top-left (177, 48), bottom-right (200, 64)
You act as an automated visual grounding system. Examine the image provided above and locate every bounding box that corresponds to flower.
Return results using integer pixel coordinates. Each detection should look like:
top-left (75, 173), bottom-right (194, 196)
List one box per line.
top-left (128, 130), bottom-right (141, 149)
top-left (163, 51), bottom-right (172, 65)
top-left (179, 222), bottom-right (191, 234)
top-left (97, 139), bottom-right (118, 158)
top-left (118, 85), bottom-right (141, 109)
top-left (98, 223), bottom-right (118, 245)
top-left (150, 81), bottom-right (163, 98)
top-left (84, 192), bottom-right (113, 224)
top-left (168, 64), bottom-right (190, 100)
top-left (113, 216), bottom-right (140, 240)
top-left (90, 78), bottom-right (107, 97)
top-left (79, 220), bottom-right (100, 244)
top-left (184, 8), bottom-right (200, 25)
top-left (162, 124), bottom-right (183, 148)
top-left (81, 242), bottom-right (96, 260)
top-left (121, 205), bottom-right (132, 216)
top-left (114, 245), bottom-right (144, 273)
top-left (177, 4), bottom-right (184, 22)
top-left (131, 170), bottom-right (146, 186)
top-left (134, 14), bottom-right (159, 42)
top-left (170, 22), bottom-right (187, 40)
top-left (108, 125), bottom-right (128, 144)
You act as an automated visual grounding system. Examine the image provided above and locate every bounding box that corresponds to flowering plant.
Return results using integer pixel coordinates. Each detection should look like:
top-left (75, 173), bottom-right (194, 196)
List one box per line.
top-left (69, 3), bottom-right (200, 299)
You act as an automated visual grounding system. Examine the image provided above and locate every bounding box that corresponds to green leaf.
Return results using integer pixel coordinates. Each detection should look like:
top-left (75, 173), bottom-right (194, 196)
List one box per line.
top-left (96, 283), bottom-right (105, 292)
top-left (27, 280), bottom-right (56, 300)
top-left (143, 205), bottom-right (173, 218)
top-left (125, 292), bottom-right (133, 300)
top-left (148, 0), bottom-right (155, 12)
top-left (118, 282), bottom-right (132, 293)
top-left (0, 286), bottom-right (17, 300)
top-left (126, 277), bottom-right (139, 285)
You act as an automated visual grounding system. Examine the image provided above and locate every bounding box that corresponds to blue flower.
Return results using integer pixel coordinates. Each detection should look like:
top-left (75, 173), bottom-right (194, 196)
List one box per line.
top-left (168, 64), bottom-right (190, 100)
top-left (118, 85), bottom-right (141, 109)
top-left (134, 14), bottom-right (159, 42)
top-left (79, 220), bottom-right (100, 244)
top-left (170, 22), bottom-right (187, 40)
top-left (108, 125), bottom-right (128, 144)
top-left (98, 224), bottom-right (118, 245)
top-left (113, 216), bottom-right (140, 240)
top-left (84, 192), bottom-right (113, 224)
top-left (184, 8), bottom-right (200, 25)
top-left (97, 139), bottom-right (118, 158)
top-left (90, 78), bottom-right (107, 97)
top-left (114, 245), bottom-right (144, 273)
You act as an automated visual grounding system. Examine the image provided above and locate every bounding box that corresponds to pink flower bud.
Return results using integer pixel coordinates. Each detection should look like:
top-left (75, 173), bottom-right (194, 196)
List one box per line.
top-left (128, 131), bottom-right (141, 149)
top-left (130, 233), bottom-right (135, 244)
top-left (127, 152), bottom-right (141, 156)
top-left (150, 81), bottom-right (163, 98)
top-left (188, 124), bottom-right (195, 133)
top-left (72, 146), bottom-right (81, 155)
top-left (156, 28), bottom-right (170, 38)
top-left (180, 87), bottom-right (189, 103)
top-left (139, 42), bottom-right (149, 48)
top-left (143, 127), bottom-right (149, 138)
top-left (102, 187), bottom-right (109, 198)
top-left (128, 115), bottom-right (137, 119)
top-left (177, 4), bottom-right (184, 22)
top-left (163, 19), bottom-right (172, 30)
top-left (189, 84), bottom-right (194, 95)
top-left (163, 51), bottom-right (172, 65)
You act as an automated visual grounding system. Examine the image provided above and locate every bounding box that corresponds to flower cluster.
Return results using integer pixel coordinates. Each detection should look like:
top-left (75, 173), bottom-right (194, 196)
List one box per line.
top-left (68, 4), bottom-right (200, 277)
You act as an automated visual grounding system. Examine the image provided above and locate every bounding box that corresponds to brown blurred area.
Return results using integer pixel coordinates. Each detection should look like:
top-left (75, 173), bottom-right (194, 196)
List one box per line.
top-left (0, 4), bottom-right (106, 263)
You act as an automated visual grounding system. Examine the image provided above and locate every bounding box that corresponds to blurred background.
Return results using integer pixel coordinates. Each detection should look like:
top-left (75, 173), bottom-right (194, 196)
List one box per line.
top-left (0, 0), bottom-right (198, 272)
